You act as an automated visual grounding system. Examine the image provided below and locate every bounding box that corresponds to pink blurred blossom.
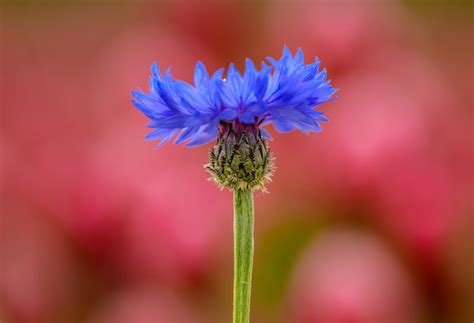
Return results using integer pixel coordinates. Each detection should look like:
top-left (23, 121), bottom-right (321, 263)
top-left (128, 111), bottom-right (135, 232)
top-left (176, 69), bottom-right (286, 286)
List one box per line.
top-left (85, 23), bottom-right (229, 281)
top-left (288, 229), bottom-right (421, 323)
top-left (88, 287), bottom-right (202, 323)
top-left (278, 51), bottom-right (472, 263)
top-left (93, 125), bottom-right (229, 282)
top-left (2, 16), bottom-right (229, 284)
top-left (0, 206), bottom-right (82, 323)
top-left (165, 0), bottom-right (251, 58)
top-left (264, 0), bottom-right (404, 69)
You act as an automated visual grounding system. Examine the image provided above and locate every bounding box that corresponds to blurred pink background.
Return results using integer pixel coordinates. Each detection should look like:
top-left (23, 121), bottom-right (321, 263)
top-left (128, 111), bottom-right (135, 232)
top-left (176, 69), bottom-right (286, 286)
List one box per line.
top-left (1, 1), bottom-right (473, 323)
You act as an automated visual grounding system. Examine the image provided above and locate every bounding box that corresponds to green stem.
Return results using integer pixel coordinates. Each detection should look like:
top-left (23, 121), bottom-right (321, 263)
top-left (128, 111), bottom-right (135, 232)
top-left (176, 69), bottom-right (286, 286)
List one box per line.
top-left (233, 189), bottom-right (254, 323)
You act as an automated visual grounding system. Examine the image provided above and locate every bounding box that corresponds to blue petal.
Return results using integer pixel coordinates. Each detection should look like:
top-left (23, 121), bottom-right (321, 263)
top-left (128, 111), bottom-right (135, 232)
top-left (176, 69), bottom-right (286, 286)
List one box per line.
top-left (273, 119), bottom-right (294, 133)
top-left (238, 113), bottom-right (255, 124)
top-left (227, 63), bottom-right (244, 103)
top-left (185, 124), bottom-right (218, 147)
top-left (220, 107), bottom-right (238, 120)
top-left (293, 48), bottom-right (304, 66)
top-left (242, 59), bottom-right (257, 103)
top-left (194, 61), bottom-right (210, 91)
top-left (145, 128), bottom-right (173, 140)
top-left (209, 69), bottom-right (224, 107)
top-left (255, 63), bottom-right (270, 101)
top-left (260, 127), bottom-right (273, 140)
top-left (174, 81), bottom-right (209, 111)
top-left (282, 45), bottom-right (292, 59)
top-left (174, 126), bottom-right (200, 144)
top-left (154, 130), bottom-right (179, 148)
top-left (151, 62), bottom-right (162, 80)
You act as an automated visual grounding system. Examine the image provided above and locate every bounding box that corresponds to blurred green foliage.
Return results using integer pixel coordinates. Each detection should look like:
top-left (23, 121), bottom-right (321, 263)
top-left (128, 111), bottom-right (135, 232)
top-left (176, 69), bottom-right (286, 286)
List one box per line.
top-left (253, 215), bottom-right (325, 314)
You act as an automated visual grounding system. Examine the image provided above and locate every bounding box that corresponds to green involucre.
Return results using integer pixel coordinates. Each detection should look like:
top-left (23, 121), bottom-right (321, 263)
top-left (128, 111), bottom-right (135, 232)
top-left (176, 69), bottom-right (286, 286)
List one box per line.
top-left (205, 122), bottom-right (274, 191)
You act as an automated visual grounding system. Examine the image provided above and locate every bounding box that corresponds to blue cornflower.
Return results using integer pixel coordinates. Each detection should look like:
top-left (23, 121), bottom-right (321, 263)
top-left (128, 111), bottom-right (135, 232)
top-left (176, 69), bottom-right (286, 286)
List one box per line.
top-left (131, 46), bottom-right (337, 148)
top-left (131, 47), bottom-right (338, 323)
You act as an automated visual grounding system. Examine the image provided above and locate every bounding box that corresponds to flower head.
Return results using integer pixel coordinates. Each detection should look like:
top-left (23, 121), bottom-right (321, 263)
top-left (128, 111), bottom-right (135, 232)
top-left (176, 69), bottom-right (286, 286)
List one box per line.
top-left (132, 46), bottom-right (337, 148)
